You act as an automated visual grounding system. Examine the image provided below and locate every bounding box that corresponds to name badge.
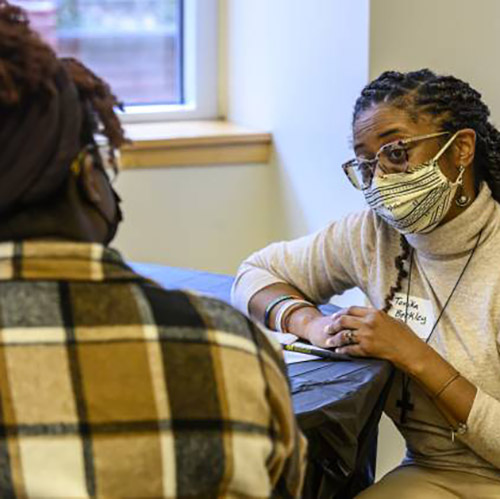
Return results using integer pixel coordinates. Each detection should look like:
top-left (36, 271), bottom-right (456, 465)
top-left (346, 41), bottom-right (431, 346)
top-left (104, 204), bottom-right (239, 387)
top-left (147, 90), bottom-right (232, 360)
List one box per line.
top-left (388, 293), bottom-right (434, 341)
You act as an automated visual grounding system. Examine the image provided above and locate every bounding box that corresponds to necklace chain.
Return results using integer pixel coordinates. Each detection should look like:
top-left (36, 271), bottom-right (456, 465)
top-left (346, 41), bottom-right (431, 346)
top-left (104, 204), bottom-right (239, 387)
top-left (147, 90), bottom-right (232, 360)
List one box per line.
top-left (399, 230), bottom-right (483, 424)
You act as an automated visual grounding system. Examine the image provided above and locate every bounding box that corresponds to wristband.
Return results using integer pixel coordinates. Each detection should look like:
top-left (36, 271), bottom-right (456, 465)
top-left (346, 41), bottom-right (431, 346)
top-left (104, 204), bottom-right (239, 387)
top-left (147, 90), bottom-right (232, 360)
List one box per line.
top-left (263, 295), bottom-right (299, 329)
top-left (275, 299), bottom-right (316, 333)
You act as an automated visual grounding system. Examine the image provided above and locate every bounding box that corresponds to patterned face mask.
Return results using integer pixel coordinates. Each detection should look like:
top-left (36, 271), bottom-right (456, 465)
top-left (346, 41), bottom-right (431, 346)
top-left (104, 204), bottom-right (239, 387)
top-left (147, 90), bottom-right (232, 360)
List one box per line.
top-left (363, 132), bottom-right (464, 234)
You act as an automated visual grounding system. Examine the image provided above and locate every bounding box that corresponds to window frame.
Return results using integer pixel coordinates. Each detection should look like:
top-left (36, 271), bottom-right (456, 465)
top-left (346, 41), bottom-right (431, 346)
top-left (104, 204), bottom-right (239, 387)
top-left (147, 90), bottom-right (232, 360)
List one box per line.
top-left (119, 0), bottom-right (219, 124)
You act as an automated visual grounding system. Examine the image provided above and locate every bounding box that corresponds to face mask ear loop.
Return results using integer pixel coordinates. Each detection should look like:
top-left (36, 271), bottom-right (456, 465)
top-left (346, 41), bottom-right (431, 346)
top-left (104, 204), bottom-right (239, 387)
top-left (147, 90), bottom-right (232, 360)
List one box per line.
top-left (432, 131), bottom-right (460, 163)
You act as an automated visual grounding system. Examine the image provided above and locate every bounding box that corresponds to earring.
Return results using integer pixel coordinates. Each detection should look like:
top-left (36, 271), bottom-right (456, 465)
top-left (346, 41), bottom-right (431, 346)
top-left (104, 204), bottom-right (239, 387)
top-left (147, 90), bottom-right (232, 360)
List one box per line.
top-left (455, 165), bottom-right (470, 207)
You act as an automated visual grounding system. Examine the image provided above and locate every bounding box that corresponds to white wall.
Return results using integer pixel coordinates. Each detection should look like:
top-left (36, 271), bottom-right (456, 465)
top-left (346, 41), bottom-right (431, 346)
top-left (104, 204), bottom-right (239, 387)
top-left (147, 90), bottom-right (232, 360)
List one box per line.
top-left (116, 0), bottom-right (500, 273)
top-left (370, 0), bottom-right (500, 123)
top-left (114, 163), bottom-right (275, 274)
top-left (116, 0), bottom-right (371, 282)
top-left (224, 0), bottom-right (370, 240)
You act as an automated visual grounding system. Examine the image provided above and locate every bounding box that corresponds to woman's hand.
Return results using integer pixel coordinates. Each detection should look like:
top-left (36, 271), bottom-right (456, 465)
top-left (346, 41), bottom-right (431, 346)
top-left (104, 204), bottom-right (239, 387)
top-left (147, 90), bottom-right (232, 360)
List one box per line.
top-left (300, 313), bottom-right (345, 348)
top-left (290, 307), bottom-right (382, 349)
top-left (325, 306), bottom-right (430, 373)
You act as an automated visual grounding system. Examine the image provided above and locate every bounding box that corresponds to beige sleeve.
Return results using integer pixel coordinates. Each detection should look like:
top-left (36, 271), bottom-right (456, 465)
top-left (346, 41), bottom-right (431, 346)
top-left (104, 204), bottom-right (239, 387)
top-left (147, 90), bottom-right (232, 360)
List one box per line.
top-left (231, 210), bottom-right (377, 314)
top-left (462, 388), bottom-right (500, 468)
top-left (464, 334), bottom-right (500, 468)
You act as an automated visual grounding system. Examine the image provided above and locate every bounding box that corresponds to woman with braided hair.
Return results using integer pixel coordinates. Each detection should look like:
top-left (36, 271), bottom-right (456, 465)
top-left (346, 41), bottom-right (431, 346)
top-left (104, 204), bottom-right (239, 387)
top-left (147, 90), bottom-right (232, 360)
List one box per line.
top-left (233, 69), bottom-right (500, 496)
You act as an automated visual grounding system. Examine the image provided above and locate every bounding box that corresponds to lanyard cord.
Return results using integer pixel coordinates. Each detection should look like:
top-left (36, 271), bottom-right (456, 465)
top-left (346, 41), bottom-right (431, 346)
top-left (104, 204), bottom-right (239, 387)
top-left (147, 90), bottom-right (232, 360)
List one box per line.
top-left (400, 248), bottom-right (414, 423)
top-left (423, 230), bottom-right (482, 346)
top-left (400, 230), bottom-right (483, 423)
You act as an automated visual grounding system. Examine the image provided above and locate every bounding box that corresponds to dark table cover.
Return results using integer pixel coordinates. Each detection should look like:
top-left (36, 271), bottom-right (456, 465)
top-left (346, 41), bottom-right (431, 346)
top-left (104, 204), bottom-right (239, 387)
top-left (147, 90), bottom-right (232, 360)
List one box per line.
top-left (131, 263), bottom-right (393, 498)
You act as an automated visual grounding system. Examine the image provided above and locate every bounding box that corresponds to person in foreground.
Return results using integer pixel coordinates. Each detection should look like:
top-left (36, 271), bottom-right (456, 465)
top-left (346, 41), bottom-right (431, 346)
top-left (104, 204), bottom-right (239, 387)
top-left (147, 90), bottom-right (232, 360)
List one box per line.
top-left (0, 2), bottom-right (306, 497)
top-left (232, 69), bottom-right (500, 497)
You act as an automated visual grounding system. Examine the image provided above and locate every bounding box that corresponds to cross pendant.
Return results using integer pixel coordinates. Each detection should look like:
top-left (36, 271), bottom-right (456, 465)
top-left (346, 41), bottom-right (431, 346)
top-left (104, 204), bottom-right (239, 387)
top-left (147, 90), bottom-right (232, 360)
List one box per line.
top-left (396, 383), bottom-right (414, 425)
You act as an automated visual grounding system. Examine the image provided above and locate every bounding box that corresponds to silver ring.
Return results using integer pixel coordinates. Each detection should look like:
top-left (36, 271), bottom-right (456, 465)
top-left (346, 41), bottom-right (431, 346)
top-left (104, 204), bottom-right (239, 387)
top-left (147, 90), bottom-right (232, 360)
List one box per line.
top-left (345, 330), bottom-right (356, 344)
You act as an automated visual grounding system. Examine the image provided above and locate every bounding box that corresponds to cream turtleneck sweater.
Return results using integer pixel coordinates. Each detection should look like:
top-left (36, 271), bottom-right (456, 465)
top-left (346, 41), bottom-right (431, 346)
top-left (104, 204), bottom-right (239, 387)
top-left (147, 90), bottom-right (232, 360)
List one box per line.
top-left (232, 183), bottom-right (500, 481)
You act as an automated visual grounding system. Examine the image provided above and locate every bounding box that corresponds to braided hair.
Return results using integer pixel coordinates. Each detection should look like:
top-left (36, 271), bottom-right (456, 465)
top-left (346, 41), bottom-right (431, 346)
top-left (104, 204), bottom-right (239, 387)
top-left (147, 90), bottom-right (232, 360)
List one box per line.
top-left (0, 0), bottom-right (127, 166)
top-left (353, 69), bottom-right (500, 311)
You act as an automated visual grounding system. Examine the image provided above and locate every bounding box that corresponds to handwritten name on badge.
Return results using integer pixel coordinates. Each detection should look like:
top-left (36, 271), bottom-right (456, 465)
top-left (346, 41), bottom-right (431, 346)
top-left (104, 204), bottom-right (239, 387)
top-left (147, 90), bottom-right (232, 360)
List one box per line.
top-left (388, 293), bottom-right (434, 341)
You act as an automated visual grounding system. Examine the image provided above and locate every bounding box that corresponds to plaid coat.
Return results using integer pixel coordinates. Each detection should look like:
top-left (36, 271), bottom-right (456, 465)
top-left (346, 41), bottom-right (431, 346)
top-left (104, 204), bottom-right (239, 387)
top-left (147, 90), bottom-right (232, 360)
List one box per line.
top-left (0, 241), bottom-right (306, 498)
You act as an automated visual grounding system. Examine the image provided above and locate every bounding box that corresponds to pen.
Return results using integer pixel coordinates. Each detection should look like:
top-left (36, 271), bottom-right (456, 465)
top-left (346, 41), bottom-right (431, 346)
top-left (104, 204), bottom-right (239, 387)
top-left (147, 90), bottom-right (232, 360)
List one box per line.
top-left (283, 343), bottom-right (351, 361)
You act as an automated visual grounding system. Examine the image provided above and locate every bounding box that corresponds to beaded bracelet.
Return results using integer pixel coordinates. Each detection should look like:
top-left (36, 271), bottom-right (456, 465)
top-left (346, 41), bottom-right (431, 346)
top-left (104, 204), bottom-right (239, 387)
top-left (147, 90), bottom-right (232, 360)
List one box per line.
top-left (263, 295), bottom-right (300, 329)
top-left (275, 299), bottom-right (316, 333)
top-left (282, 301), bottom-right (317, 334)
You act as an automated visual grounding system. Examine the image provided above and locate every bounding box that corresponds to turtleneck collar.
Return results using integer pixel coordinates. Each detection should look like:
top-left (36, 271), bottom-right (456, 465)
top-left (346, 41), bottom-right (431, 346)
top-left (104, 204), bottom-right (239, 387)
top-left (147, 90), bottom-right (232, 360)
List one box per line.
top-left (405, 182), bottom-right (500, 259)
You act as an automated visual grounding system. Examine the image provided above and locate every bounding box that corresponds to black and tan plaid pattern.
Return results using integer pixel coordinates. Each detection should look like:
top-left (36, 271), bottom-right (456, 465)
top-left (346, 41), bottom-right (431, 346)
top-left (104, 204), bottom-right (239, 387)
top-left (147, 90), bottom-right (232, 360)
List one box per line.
top-left (0, 241), bottom-right (306, 498)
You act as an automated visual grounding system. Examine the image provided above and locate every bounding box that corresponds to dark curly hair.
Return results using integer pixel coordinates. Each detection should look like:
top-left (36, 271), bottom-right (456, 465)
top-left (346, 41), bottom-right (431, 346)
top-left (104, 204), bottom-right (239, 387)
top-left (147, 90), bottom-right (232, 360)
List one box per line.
top-left (0, 0), bottom-right (128, 166)
top-left (353, 69), bottom-right (500, 312)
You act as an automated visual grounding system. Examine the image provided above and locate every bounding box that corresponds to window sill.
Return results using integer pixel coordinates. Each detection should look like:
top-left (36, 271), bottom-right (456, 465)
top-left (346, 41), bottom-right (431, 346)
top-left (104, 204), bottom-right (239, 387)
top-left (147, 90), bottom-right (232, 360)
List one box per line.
top-left (120, 120), bottom-right (272, 170)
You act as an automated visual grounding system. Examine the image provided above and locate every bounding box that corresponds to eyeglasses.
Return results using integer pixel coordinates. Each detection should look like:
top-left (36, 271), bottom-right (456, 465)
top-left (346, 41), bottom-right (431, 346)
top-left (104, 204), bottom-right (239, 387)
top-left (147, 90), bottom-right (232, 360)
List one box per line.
top-left (342, 131), bottom-right (453, 190)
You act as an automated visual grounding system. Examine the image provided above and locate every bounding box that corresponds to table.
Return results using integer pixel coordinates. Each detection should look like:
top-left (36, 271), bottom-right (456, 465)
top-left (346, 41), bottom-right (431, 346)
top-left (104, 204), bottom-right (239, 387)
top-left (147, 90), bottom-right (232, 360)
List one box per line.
top-left (131, 263), bottom-right (394, 498)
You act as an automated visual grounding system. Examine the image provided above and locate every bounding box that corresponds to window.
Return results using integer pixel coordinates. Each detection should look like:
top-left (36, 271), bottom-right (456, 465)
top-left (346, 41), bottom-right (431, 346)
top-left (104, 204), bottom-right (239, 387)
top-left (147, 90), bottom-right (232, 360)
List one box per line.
top-left (13, 0), bottom-right (218, 122)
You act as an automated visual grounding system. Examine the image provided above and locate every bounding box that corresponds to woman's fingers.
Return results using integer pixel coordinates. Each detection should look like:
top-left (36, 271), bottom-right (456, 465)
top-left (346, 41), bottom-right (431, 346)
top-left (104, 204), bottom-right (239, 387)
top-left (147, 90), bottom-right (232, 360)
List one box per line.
top-left (325, 306), bottom-right (374, 331)
top-left (334, 343), bottom-right (366, 357)
top-left (326, 329), bottom-right (358, 348)
top-left (326, 331), bottom-right (349, 348)
top-left (324, 313), bottom-right (365, 336)
top-left (323, 323), bottom-right (336, 335)
top-left (331, 306), bottom-right (372, 318)
top-left (304, 306), bottom-right (378, 349)
top-left (339, 306), bottom-right (372, 317)
top-left (325, 322), bottom-right (365, 348)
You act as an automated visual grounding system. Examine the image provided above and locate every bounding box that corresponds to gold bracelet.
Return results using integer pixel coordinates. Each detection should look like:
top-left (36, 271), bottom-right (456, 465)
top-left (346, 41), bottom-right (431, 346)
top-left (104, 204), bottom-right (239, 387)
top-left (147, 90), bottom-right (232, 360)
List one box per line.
top-left (279, 301), bottom-right (316, 334)
top-left (274, 299), bottom-right (309, 332)
top-left (433, 371), bottom-right (461, 400)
